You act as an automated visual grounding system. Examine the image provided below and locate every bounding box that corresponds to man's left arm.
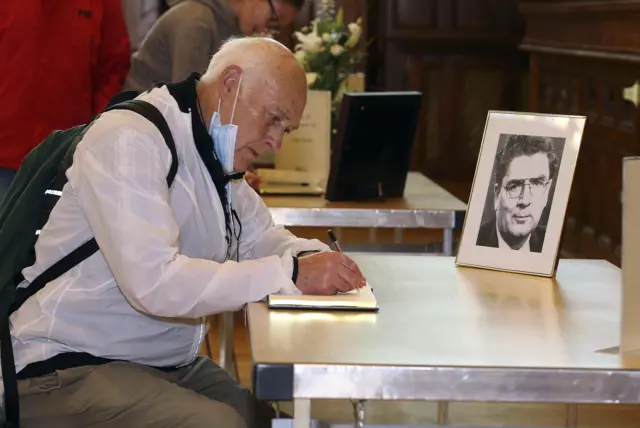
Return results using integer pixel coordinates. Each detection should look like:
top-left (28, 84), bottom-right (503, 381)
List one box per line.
top-left (92, 0), bottom-right (131, 114)
top-left (235, 182), bottom-right (330, 260)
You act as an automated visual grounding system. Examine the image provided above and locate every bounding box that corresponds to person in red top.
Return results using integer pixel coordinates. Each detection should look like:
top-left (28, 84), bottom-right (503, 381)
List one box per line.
top-left (0, 1), bottom-right (131, 200)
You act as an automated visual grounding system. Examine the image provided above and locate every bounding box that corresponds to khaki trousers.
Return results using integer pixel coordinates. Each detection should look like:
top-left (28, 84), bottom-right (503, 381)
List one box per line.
top-left (17, 356), bottom-right (276, 428)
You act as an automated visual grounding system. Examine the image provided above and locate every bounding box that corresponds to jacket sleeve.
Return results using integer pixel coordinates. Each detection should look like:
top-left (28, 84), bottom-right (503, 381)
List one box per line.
top-left (68, 114), bottom-right (300, 319)
top-left (92, 0), bottom-right (131, 114)
top-left (168, 12), bottom-right (217, 82)
top-left (234, 182), bottom-right (331, 266)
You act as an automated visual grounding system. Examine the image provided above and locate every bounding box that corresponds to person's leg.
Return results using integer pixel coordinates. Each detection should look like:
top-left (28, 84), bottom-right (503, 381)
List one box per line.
top-left (178, 357), bottom-right (277, 428)
top-left (18, 362), bottom-right (247, 428)
top-left (0, 167), bottom-right (17, 202)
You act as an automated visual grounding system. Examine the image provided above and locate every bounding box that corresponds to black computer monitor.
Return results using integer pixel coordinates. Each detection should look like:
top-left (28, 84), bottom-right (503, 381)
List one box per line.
top-left (325, 91), bottom-right (422, 202)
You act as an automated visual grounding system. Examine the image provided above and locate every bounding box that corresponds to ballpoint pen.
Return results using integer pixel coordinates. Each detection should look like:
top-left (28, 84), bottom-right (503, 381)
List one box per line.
top-left (327, 229), bottom-right (360, 293)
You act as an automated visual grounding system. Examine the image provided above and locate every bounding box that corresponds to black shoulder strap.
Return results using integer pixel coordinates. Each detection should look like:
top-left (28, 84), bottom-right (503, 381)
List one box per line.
top-left (109, 100), bottom-right (179, 187)
top-left (1, 100), bottom-right (178, 428)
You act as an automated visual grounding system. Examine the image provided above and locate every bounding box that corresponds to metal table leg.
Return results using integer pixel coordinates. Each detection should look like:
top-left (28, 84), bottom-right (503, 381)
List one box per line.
top-left (437, 401), bottom-right (449, 425)
top-left (393, 228), bottom-right (403, 245)
top-left (368, 228), bottom-right (376, 244)
top-left (293, 398), bottom-right (312, 428)
top-left (443, 228), bottom-right (453, 256)
top-left (219, 311), bottom-right (237, 379)
top-left (565, 404), bottom-right (578, 428)
top-left (352, 400), bottom-right (365, 428)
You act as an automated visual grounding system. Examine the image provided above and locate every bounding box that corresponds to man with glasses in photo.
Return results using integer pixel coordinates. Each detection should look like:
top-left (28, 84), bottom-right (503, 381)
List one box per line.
top-left (124, 0), bottom-right (304, 93)
top-left (476, 135), bottom-right (558, 253)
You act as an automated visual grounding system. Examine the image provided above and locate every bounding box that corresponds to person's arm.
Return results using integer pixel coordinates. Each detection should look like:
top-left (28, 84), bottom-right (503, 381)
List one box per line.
top-left (68, 115), bottom-right (300, 319)
top-left (168, 10), bottom-right (218, 81)
top-left (92, 0), bottom-right (131, 113)
top-left (234, 181), bottom-right (330, 263)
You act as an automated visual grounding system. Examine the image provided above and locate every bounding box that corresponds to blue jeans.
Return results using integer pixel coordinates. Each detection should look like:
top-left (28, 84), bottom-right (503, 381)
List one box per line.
top-left (0, 167), bottom-right (17, 203)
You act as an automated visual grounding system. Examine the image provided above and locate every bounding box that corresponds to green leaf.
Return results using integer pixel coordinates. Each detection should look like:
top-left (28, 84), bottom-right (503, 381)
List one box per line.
top-left (336, 7), bottom-right (344, 27)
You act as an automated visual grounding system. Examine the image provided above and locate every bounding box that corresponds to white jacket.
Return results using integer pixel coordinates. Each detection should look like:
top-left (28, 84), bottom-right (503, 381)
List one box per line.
top-left (9, 85), bottom-right (328, 373)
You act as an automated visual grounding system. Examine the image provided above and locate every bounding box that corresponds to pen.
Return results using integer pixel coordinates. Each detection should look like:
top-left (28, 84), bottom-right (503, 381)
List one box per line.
top-left (327, 229), bottom-right (342, 252)
top-left (327, 229), bottom-right (359, 293)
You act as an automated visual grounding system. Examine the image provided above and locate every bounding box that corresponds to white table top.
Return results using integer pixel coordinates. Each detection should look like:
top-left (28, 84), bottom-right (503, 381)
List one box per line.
top-left (249, 254), bottom-right (638, 370)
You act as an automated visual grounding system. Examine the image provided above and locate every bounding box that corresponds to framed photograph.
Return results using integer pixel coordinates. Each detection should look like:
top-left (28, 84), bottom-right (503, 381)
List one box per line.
top-left (455, 111), bottom-right (586, 277)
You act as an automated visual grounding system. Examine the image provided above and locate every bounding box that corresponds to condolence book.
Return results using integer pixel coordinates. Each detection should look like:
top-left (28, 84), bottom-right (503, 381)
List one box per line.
top-left (267, 285), bottom-right (378, 312)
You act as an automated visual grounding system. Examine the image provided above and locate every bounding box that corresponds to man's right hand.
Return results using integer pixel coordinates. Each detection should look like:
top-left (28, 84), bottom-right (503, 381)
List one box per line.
top-left (295, 252), bottom-right (366, 295)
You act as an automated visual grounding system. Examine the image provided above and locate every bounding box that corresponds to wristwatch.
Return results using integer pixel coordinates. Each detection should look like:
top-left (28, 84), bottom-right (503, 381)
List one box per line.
top-left (291, 251), bottom-right (320, 283)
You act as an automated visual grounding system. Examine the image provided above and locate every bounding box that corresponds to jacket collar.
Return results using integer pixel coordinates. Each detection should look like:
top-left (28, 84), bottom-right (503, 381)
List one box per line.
top-left (164, 73), bottom-right (231, 222)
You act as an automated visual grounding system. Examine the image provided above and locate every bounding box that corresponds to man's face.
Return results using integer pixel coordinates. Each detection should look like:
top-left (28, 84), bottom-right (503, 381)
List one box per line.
top-left (494, 153), bottom-right (552, 240)
top-left (229, 75), bottom-right (306, 172)
top-left (239, 0), bottom-right (299, 36)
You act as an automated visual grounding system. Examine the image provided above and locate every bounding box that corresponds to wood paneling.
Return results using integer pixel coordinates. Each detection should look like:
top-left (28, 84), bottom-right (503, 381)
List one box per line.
top-left (367, 0), bottom-right (527, 182)
top-left (521, 0), bottom-right (640, 266)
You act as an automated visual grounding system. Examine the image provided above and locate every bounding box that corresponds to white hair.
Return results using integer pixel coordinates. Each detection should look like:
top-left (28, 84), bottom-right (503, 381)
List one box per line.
top-left (200, 37), bottom-right (296, 96)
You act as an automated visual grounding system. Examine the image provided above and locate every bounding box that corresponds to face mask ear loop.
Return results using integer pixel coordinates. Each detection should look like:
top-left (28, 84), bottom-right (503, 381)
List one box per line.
top-left (230, 73), bottom-right (243, 125)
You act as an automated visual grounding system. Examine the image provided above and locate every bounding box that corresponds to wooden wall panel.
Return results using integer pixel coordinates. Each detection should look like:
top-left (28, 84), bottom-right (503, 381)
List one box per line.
top-left (367, 0), bottom-right (526, 182)
top-left (522, 0), bottom-right (640, 266)
top-left (393, 0), bottom-right (438, 30)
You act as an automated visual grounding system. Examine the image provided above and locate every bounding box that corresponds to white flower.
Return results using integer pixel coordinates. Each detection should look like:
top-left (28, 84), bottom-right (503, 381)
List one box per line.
top-left (344, 22), bottom-right (362, 48)
top-left (306, 73), bottom-right (318, 86)
top-left (322, 33), bottom-right (330, 42)
top-left (293, 30), bottom-right (322, 53)
top-left (330, 44), bottom-right (344, 56)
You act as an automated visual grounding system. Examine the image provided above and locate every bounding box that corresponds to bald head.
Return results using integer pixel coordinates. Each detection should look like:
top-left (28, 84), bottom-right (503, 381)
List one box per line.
top-left (197, 37), bottom-right (308, 172)
top-left (202, 37), bottom-right (306, 101)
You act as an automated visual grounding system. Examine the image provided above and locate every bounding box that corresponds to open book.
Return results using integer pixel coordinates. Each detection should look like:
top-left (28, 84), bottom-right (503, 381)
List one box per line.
top-left (267, 284), bottom-right (378, 312)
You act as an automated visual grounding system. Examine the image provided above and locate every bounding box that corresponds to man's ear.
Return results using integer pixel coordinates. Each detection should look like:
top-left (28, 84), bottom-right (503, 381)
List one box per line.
top-left (218, 65), bottom-right (244, 98)
top-left (493, 183), bottom-right (500, 211)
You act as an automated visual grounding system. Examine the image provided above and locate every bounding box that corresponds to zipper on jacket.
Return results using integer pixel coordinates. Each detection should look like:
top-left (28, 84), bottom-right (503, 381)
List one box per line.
top-left (185, 318), bottom-right (206, 365)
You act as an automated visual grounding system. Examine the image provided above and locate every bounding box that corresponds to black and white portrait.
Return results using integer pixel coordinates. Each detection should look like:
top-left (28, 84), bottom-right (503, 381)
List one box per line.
top-left (476, 134), bottom-right (565, 253)
top-left (456, 111), bottom-right (586, 277)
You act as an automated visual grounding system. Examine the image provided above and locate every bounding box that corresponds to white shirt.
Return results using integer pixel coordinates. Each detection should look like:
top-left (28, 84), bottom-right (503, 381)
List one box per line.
top-left (496, 222), bottom-right (531, 252)
top-left (8, 85), bottom-right (328, 376)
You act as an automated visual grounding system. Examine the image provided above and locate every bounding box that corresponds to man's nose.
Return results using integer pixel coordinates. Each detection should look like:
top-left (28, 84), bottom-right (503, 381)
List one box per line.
top-left (518, 185), bottom-right (533, 205)
top-left (269, 130), bottom-right (286, 151)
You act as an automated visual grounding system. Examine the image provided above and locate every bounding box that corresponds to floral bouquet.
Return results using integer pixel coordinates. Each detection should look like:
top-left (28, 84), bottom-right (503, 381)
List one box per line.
top-left (293, 0), bottom-right (365, 122)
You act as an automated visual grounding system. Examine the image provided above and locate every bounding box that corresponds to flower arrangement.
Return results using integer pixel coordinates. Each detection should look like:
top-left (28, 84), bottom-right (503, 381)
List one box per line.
top-left (293, 0), bottom-right (364, 119)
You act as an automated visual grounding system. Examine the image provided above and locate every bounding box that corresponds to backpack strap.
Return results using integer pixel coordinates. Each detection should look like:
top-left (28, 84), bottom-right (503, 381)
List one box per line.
top-left (110, 100), bottom-right (179, 187)
top-left (1, 100), bottom-right (178, 428)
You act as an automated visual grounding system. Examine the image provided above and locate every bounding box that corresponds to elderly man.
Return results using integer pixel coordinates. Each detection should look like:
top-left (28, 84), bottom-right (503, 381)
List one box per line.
top-left (476, 134), bottom-right (557, 253)
top-left (124, 0), bottom-right (305, 92)
top-left (9, 37), bottom-right (365, 428)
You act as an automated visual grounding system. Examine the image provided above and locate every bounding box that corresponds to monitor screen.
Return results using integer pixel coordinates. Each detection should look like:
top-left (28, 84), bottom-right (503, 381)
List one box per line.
top-left (325, 91), bottom-right (423, 202)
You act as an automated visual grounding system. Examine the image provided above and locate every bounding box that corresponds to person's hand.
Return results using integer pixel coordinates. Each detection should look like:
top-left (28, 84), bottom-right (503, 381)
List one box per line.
top-left (245, 171), bottom-right (261, 191)
top-left (295, 252), bottom-right (366, 295)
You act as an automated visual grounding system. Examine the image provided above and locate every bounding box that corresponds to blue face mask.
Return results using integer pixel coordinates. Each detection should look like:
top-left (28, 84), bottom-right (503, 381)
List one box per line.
top-left (209, 74), bottom-right (242, 175)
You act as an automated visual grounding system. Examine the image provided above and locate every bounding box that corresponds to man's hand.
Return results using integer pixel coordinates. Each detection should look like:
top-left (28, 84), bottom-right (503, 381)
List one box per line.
top-left (295, 252), bottom-right (366, 295)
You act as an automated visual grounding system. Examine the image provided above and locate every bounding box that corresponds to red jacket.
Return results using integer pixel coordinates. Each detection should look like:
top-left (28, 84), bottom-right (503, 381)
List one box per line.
top-left (0, 0), bottom-right (131, 170)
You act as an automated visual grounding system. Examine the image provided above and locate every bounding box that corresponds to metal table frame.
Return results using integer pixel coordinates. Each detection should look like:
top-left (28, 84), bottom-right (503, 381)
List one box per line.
top-left (264, 364), bottom-right (640, 427)
top-left (267, 207), bottom-right (458, 256)
top-left (253, 362), bottom-right (640, 428)
top-left (247, 255), bottom-right (640, 427)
